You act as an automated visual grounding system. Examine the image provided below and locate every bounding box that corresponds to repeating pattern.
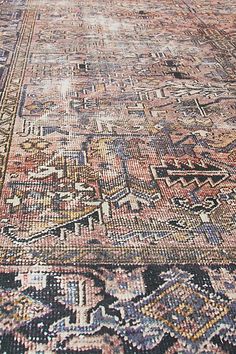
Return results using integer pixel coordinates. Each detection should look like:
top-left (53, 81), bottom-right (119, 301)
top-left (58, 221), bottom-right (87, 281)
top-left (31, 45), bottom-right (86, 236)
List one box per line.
top-left (0, 0), bottom-right (235, 352)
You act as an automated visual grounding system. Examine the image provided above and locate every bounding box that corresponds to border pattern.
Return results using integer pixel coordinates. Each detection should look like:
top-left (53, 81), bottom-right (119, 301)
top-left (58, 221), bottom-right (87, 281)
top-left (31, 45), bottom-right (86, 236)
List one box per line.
top-left (0, 245), bottom-right (235, 265)
top-left (0, 1), bottom-right (36, 193)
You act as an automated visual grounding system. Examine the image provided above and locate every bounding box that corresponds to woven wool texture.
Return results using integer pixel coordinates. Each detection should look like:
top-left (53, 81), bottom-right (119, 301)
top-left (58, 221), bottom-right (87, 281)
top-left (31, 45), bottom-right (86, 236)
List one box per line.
top-left (0, 0), bottom-right (235, 352)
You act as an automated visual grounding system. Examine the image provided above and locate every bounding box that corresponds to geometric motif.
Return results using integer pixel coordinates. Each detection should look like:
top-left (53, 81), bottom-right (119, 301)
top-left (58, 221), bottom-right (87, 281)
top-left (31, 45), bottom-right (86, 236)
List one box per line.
top-left (151, 159), bottom-right (229, 187)
top-left (138, 269), bottom-right (231, 344)
top-left (0, 288), bottom-right (49, 333)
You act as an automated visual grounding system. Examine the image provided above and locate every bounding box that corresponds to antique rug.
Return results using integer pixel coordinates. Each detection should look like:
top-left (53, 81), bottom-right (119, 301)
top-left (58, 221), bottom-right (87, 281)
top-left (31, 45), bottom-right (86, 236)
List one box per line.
top-left (0, 0), bottom-right (236, 352)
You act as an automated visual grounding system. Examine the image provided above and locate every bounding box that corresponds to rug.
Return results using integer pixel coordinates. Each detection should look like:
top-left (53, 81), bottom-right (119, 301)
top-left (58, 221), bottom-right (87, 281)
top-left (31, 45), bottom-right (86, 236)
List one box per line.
top-left (0, 0), bottom-right (235, 352)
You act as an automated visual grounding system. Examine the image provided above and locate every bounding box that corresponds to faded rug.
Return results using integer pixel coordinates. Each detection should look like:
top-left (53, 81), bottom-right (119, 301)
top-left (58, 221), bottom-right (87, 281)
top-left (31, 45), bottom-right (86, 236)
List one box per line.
top-left (0, 0), bottom-right (235, 352)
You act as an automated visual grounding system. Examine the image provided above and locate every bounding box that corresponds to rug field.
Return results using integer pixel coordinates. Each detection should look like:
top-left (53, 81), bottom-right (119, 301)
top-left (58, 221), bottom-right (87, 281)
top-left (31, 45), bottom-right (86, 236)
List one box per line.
top-left (0, 0), bottom-right (235, 352)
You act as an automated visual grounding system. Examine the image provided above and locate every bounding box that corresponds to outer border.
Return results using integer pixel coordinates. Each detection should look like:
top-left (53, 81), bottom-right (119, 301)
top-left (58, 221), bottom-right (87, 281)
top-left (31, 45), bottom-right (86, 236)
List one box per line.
top-left (0, 0), bottom-right (36, 193)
